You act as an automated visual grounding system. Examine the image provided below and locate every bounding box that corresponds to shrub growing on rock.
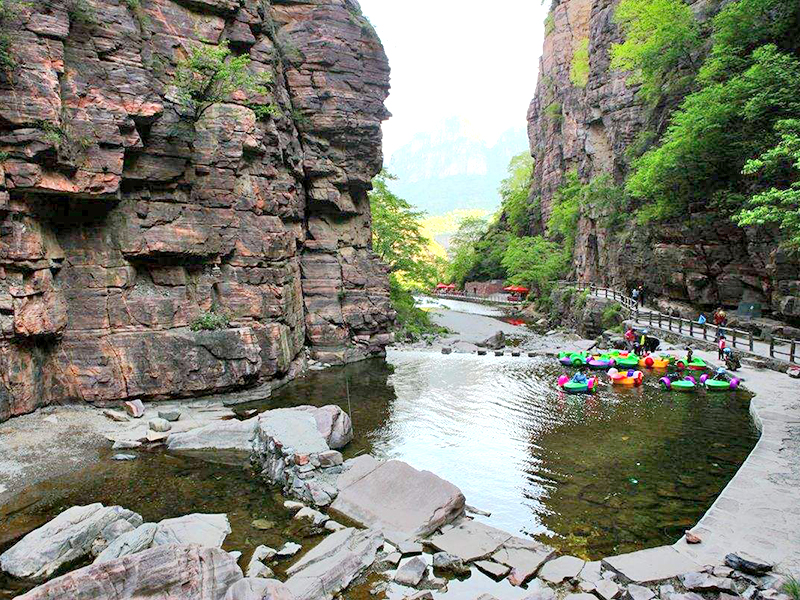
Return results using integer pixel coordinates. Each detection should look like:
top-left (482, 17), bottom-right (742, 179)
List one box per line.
top-left (190, 310), bottom-right (231, 332)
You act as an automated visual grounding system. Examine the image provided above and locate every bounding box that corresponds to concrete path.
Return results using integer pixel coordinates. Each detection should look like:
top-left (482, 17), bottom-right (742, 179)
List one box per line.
top-left (672, 347), bottom-right (800, 574)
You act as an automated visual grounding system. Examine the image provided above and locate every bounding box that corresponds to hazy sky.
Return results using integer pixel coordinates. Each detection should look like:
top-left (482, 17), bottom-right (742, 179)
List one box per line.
top-left (358, 0), bottom-right (549, 160)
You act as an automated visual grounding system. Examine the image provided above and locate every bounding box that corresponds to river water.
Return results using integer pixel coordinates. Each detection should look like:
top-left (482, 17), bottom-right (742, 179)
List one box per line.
top-left (0, 303), bottom-right (759, 597)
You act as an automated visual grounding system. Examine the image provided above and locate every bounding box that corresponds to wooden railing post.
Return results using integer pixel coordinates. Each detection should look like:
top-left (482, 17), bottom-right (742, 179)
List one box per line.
top-left (678, 318), bottom-right (682, 334)
top-left (770, 338), bottom-right (775, 359)
top-left (749, 333), bottom-right (754, 353)
top-left (703, 324), bottom-right (707, 341)
top-left (689, 321), bottom-right (693, 337)
top-left (732, 329), bottom-right (737, 348)
top-left (792, 340), bottom-right (797, 364)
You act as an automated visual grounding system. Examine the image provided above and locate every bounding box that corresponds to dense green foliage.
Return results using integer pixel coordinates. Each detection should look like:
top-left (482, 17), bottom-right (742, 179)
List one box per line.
top-left (190, 309), bottom-right (231, 332)
top-left (501, 236), bottom-right (568, 293)
top-left (172, 40), bottom-right (274, 125)
top-left (737, 119), bottom-right (800, 247)
top-left (500, 153), bottom-right (535, 236)
top-left (611, 0), bottom-right (700, 104)
top-left (620, 0), bottom-right (800, 242)
top-left (570, 38), bottom-right (590, 88)
top-left (369, 171), bottom-right (446, 341)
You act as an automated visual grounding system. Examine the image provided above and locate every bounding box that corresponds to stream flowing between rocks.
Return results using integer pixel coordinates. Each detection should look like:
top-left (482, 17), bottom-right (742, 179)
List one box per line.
top-left (0, 306), bottom-right (759, 599)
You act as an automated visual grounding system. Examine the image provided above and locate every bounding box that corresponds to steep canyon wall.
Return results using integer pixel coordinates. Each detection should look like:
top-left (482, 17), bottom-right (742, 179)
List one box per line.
top-left (0, 0), bottom-right (394, 421)
top-left (527, 0), bottom-right (800, 321)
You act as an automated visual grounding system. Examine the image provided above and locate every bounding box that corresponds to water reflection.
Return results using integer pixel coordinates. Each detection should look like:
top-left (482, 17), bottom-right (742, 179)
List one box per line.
top-left (268, 350), bottom-right (758, 559)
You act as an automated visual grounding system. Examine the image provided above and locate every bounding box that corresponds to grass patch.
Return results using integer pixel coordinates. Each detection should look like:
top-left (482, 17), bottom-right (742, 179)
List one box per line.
top-left (190, 308), bottom-right (231, 332)
top-left (545, 102), bottom-right (563, 123)
top-left (602, 302), bottom-right (624, 329)
top-left (570, 38), bottom-right (590, 88)
top-left (783, 576), bottom-right (800, 600)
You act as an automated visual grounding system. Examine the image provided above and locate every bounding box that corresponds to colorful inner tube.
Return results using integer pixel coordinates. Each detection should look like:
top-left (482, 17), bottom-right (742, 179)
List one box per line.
top-left (661, 376), bottom-right (696, 392)
top-left (701, 375), bottom-right (741, 392)
top-left (558, 352), bottom-right (589, 366)
top-left (561, 381), bottom-right (594, 394)
top-left (587, 358), bottom-right (615, 369)
top-left (615, 356), bottom-right (641, 368)
top-left (608, 368), bottom-right (644, 386)
top-left (640, 356), bottom-right (671, 369)
top-left (675, 358), bottom-right (708, 371)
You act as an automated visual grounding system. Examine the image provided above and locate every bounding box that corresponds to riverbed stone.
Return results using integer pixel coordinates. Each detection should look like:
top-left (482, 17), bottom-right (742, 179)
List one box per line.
top-left (394, 556), bottom-right (428, 587)
top-left (94, 523), bottom-right (158, 564)
top-left (331, 459), bottom-right (465, 544)
top-left (224, 578), bottom-right (294, 600)
top-left (539, 556), bottom-right (586, 584)
top-left (476, 560), bottom-right (511, 579)
top-left (523, 583), bottom-right (556, 600)
top-left (398, 540), bottom-right (423, 555)
top-left (579, 561), bottom-right (604, 583)
top-left (325, 520), bottom-right (346, 532)
top-left (149, 418), bottom-right (172, 433)
top-left (596, 578), bottom-right (621, 600)
top-left (153, 514), bottom-right (231, 549)
top-left (566, 594), bottom-right (600, 600)
top-left (294, 405), bottom-right (354, 449)
top-left (158, 411), bottom-right (182, 422)
top-left (603, 546), bottom-right (700, 583)
top-left (0, 503), bottom-right (143, 580)
top-left (493, 536), bottom-right (556, 585)
top-left (679, 572), bottom-right (737, 593)
top-left (626, 584), bottom-right (657, 600)
top-left (284, 501), bottom-right (305, 513)
top-left (429, 518), bottom-right (511, 562)
top-left (294, 506), bottom-right (328, 526)
top-left (17, 545), bottom-right (243, 600)
top-left (277, 542), bottom-right (302, 558)
top-left (432, 552), bottom-right (470, 574)
top-left (284, 528), bottom-right (383, 600)
top-left (166, 417), bottom-right (258, 452)
top-left (124, 400), bottom-right (145, 418)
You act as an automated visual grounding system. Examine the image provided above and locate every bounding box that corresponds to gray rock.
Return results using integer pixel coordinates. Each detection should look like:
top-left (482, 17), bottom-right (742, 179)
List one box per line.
top-left (565, 594), bottom-right (599, 600)
top-left (596, 579), bottom-right (621, 600)
top-left (153, 514), bottom-right (231, 549)
top-left (0, 503), bottom-right (143, 581)
top-left (331, 459), bottom-right (465, 544)
top-left (398, 540), bottom-right (423, 556)
top-left (394, 556), bottom-right (428, 587)
top-left (580, 581), bottom-right (596, 592)
top-left (432, 552), bottom-right (470, 574)
top-left (103, 409), bottom-right (130, 422)
top-left (493, 536), bottom-right (556, 586)
top-left (246, 545), bottom-right (277, 579)
top-left (112, 440), bottom-right (142, 450)
top-left (224, 578), bottom-right (295, 600)
top-left (149, 418), bottom-right (172, 433)
top-left (475, 560), bottom-right (511, 579)
top-left (602, 547), bottom-right (700, 583)
top-left (480, 331), bottom-right (506, 349)
top-left (378, 552), bottom-right (402, 569)
top-left (166, 417), bottom-right (258, 452)
top-left (724, 554), bottom-right (772, 576)
top-left (318, 450), bottom-right (343, 467)
top-left (293, 405), bottom-right (354, 450)
top-left (294, 506), bottom-right (328, 526)
top-left (658, 584), bottom-right (675, 600)
top-left (94, 523), bottom-right (158, 564)
top-left (430, 518), bottom-right (511, 562)
top-left (680, 572), bottom-right (737, 593)
top-left (17, 545), bottom-right (242, 600)
top-left (404, 592), bottom-right (433, 600)
top-left (523, 585), bottom-right (556, 600)
top-left (579, 561), bottom-right (603, 583)
top-left (539, 556), bottom-right (586, 584)
top-left (276, 542), bottom-right (302, 558)
top-left (112, 453), bottom-right (137, 461)
top-left (324, 520), bottom-right (346, 532)
top-left (158, 410), bottom-right (181, 422)
top-left (285, 528), bottom-right (383, 600)
top-left (626, 584), bottom-right (656, 600)
top-left (283, 501), bottom-right (305, 513)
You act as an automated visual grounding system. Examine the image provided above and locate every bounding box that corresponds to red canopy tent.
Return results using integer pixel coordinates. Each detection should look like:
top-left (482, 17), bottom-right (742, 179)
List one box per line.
top-left (503, 285), bottom-right (530, 294)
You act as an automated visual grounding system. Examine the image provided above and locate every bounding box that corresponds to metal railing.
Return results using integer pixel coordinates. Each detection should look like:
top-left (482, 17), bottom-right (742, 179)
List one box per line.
top-left (432, 291), bottom-right (523, 305)
top-left (567, 281), bottom-right (756, 352)
top-left (770, 336), bottom-right (798, 364)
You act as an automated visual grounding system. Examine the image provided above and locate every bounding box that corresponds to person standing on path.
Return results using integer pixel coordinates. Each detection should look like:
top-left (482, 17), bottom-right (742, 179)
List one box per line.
top-left (718, 335), bottom-right (727, 360)
top-left (632, 287), bottom-right (639, 307)
top-left (638, 285), bottom-right (646, 307)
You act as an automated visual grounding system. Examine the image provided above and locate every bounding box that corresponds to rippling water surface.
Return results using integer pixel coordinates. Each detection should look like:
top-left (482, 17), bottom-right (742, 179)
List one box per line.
top-left (269, 350), bottom-right (759, 559)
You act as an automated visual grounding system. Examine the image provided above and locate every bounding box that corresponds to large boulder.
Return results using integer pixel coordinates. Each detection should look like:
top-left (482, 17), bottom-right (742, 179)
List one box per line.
top-left (17, 545), bottom-right (243, 600)
top-left (166, 418), bottom-right (259, 452)
top-left (0, 504), bottom-right (143, 581)
top-left (284, 527), bottom-right (383, 600)
top-left (94, 515), bottom-right (230, 564)
top-left (294, 405), bottom-right (353, 449)
top-left (330, 457), bottom-right (465, 543)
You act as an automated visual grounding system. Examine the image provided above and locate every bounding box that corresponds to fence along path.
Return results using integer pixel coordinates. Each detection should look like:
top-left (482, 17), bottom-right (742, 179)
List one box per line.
top-left (565, 281), bottom-right (799, 365)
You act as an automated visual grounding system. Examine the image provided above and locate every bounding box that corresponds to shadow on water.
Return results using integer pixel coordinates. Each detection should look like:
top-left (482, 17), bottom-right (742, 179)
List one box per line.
top-left (0, 351), bottom-right (758, 597)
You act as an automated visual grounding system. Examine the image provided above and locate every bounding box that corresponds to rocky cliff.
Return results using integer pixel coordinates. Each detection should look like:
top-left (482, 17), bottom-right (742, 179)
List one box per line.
top-left (527, 0), bottom-right (800, 321)
top-left (0, 0), bottom-right (395, 422)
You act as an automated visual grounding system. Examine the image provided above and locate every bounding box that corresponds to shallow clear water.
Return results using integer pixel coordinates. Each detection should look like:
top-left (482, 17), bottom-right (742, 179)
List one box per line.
top-left (0, 343), bottom-right (758, 598)
top-left (266, 350), bottom-right (758, 559)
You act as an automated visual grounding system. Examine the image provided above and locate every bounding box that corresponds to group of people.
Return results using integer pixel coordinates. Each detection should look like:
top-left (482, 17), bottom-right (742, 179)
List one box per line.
top-left (698, 308), bottom-right (729, 327)
top-left (624, 327), bottom-right (657, 355)
top-left (630, 285), bottom-right (646, 308)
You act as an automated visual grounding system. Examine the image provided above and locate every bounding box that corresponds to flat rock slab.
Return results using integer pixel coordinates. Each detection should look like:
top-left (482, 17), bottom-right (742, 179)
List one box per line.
top-left (566, 594), bottom-right (600, 600)
top-left (539, 556), bottom-right (586, 584)
top-left (257, 410), bottom-right (329, 455)
top-left (225, 578), bottom-right (294, 600)
top-left (284, 528), bottom-right (382, 600)
top-left (627, 584), bottom-right (657, 600)
top-left (166, 418), bottom-right (258, 452)
top-left (596, 579), bottom-right (621, 600)
top-left (492, 536), bottom-right (556, 586)
top-left (153, 514), bottom-right (231, 548)
top-left (429, 519), bottom-right (512, 562)
top-left (475, 560), bottom-right (511, 580)
top-left (603, 546), bottom-right (699, 584)
top-left (331, 459), bottom-right (465, 544)
top-left (0, 503), bottom-right (143, 581)
top-left (16, 545), bottom-right (242, 600)
top-left (394, 556), bottom-right (428, 587)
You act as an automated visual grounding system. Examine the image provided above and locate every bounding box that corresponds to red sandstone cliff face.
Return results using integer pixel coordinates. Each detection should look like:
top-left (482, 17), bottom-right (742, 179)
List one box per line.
top-left (0, 0), bottom-right (395, 421)
top-left (527, 0), bottom-right (800, 320)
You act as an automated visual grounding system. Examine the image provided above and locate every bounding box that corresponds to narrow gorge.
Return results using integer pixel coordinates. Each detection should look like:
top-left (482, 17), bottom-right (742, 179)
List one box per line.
top-left (0, 0), bottom-right (395, 422)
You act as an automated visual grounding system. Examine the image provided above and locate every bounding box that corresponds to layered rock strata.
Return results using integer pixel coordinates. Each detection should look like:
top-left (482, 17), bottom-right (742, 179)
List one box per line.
top-left (0, 0), bottom-right (394, 422)
top-left (527, 0), bottom-right (800, 319)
